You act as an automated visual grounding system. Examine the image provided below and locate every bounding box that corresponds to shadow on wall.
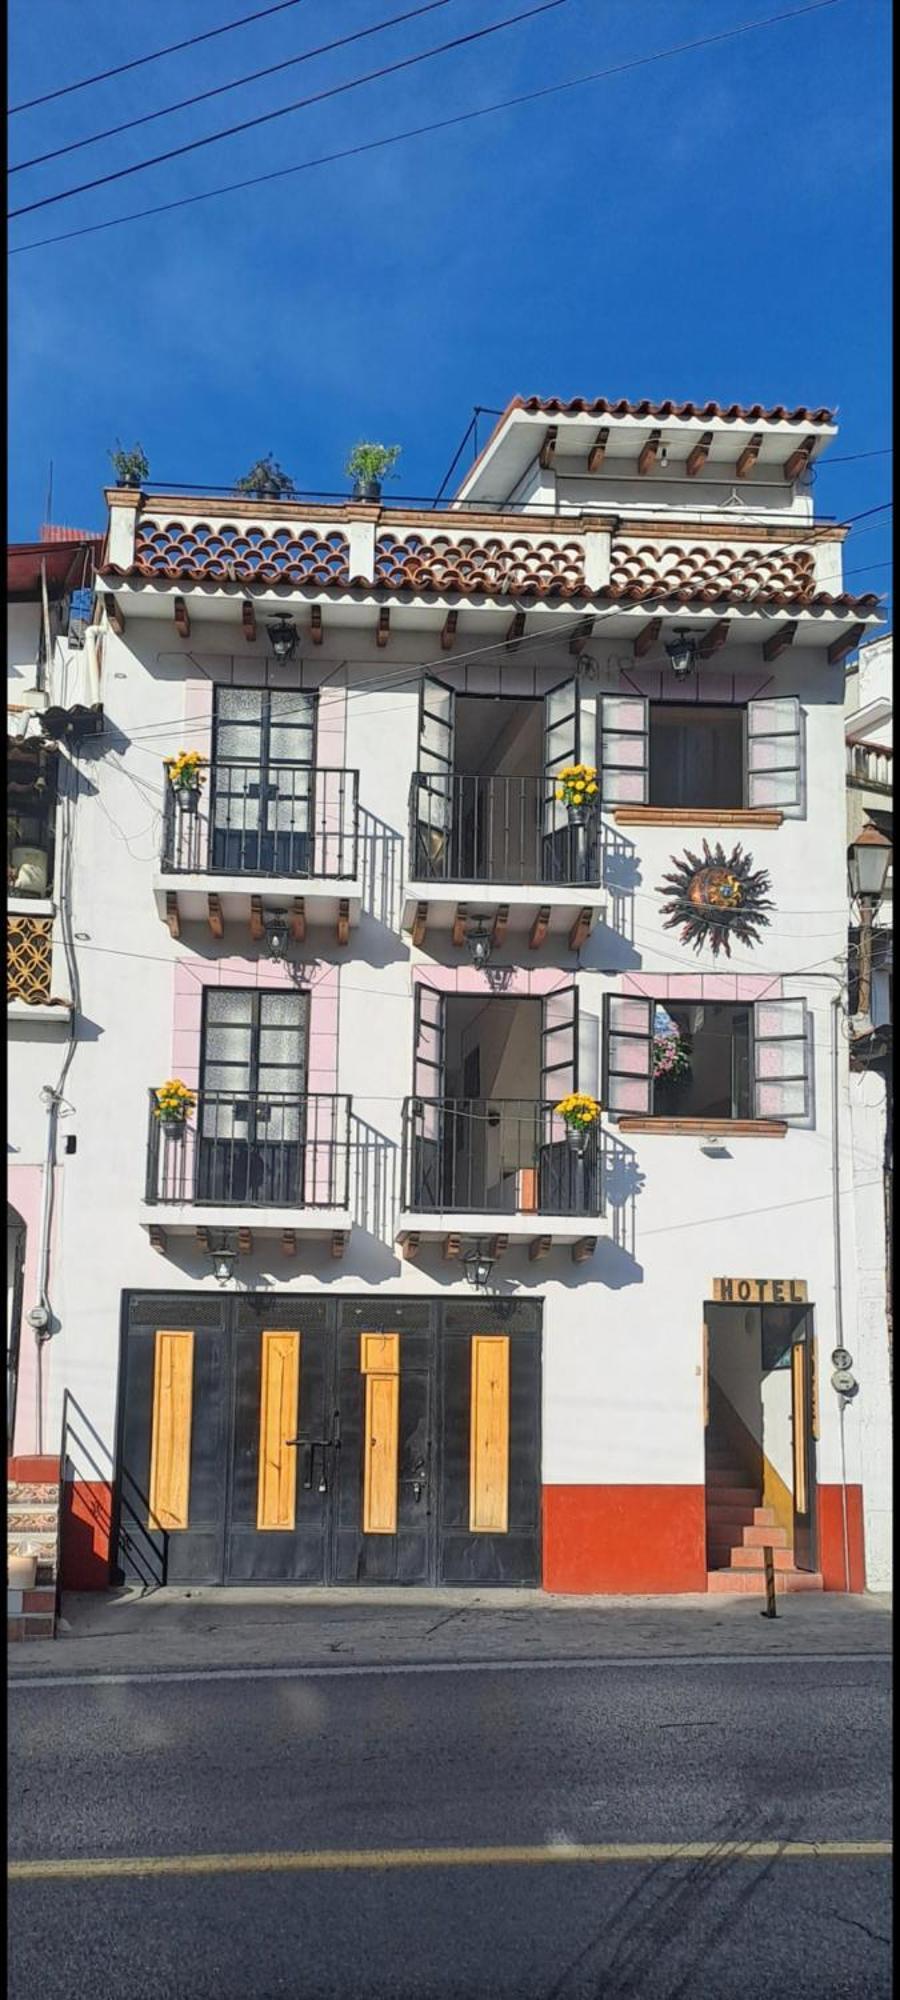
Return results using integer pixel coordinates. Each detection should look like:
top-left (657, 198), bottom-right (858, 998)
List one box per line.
top-left (350, 1114), bottom-right (398, 1246)
top-left (602, 1128), bottom-right (646, 1268)
top-left (601, 819), bottom-right (641, 943)
top-left (60, 1389), bottom-right (158, 1591)
top-left (359, 806), bottom-right (404, 932)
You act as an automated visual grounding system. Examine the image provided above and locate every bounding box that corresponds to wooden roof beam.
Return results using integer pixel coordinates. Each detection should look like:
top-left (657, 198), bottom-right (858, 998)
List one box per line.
top-left (164, 892), bottom-right (180, 940)
top-left (491, 905), bottom-right (509, 949)
top-left (637, 428), bottom-right (662, 475)
top-left (686, 431), bottom-right (713, 477)
top-left (242, 599), bottom-right (257, 643)
top-left (488, 1234), bottom-right (509, 1262)
top-left (828, 622), bottom-right (867, 667)
top-left (331, 1231), bottom-right (348, 1260)
top-left (281, 1231), bottom-right (297, 1258)
top-left (207, 893), bottom-right (224, 938)
top-left (376, 607), bottom-right (391, 648)
top-left (173, 596), bottom-right (191, 638)
top-left (633, 616), bottom-right (662, 659)
top-left (735, 432), bottom-right (763, 478)
top-left (441, 609), bottom-right (458, 652)
top-left (568, 617), bottom-right (595, 657)
top-left (336, 899), bottom-right (350, 947)
top-left (529, 905), bottom-right (550, 951)
top-left (411, 901), bottom-right (428, 948)
top-left (103, 592), bottom-right (125, 636)
top-left (451, 904), bottom-right (468, 949)
top-left (571, 1236), bottom-right (597, 1266)
top-left (249, 895), bottom-right (265, 942)
top-left (148, 1225), bottom-right (168, 1255)
top-left (568, 906), bottom-right (592, 952)
top-left (587, 427), bottom-right (609, 472)
top-left (290, 897), bottom-right (306, 943)
top-left (538, 426), bottom-right (558, 470)
top-left (762, 620), bottom-right (798, 662)
top-left (783, 434), bottom-right (816, 481)
top-left (399, 1231), bottom-right (421, 1262)
top-left (528, 1235), bottom-right (552, 1262)
top-left (506, 610), bottom-right (526, 652)
top-left (697, 619), bottom-right (730, 659)
top-left (310, 605), bottom-right (323, 645)
top-left (237, 1228), bottom-right (253, 1256)
top-left (443, 1234), bottom-right (462, 1261)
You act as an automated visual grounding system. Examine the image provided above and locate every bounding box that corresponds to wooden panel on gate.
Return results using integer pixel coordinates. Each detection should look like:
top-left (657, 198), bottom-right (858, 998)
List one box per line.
top-left (148, 1331), bottom-right (194, 1531)
top-left (361, 1333), bottom-right (400, 1536)
top-left (469, 1336), bottom-right (510, 1535)
top-left (257, 1331), bottom-right (301, 1531)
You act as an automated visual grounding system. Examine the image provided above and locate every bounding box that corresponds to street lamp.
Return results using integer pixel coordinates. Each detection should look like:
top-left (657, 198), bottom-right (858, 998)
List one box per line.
top-left (848, 824), bottom-right (892, 1023)
top-left (465, 921), bottom-right (493, 972)
top-left (205, 1232), bottom-right (239, 1286)
top-left (264, 912), bottom-right (289, 960)
top-left (664, 629), bottom-right (698, 681)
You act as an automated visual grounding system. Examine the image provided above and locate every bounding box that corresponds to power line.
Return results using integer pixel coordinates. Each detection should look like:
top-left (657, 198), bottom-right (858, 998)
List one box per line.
top-left (817, 449), bottom-right (893, 466)
top-left (8, 0), bottom-right (845, 253)
top-left (10, 0), bottom-right (458, 176)
top-left (8, 0), bottom-right (565, 220)
top-left (8, 0), bottom-right (309, 115)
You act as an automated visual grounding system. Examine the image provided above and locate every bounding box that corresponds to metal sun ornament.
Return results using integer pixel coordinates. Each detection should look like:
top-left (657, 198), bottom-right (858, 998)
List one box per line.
top-left (657, 840), bottom-right (774, 958)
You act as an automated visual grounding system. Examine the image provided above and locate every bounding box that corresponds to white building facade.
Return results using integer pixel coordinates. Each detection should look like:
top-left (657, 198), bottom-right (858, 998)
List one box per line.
top-left (7, 398), bottom-right (888, 1615)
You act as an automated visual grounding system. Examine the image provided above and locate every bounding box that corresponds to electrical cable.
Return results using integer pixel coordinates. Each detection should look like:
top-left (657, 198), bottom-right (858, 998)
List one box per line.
top-left (10, 0), bottom-right (459, 174)
top-left (8, 0), bottom-right (310, 115)
top-left (8, 0), bottom-right (845, 251)
top-left (8, 0), bottom-right (566, 220)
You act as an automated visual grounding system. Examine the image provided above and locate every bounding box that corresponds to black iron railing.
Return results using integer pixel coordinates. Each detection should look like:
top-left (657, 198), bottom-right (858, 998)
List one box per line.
top-left (145, 1091), bottom-right (352, 1209)
top-left (407, 772), bottom-right (600, 887)
top-left (160, 764), bottom-right (359, 878)
top-left (401, 1097), bottom-right (602, 1216)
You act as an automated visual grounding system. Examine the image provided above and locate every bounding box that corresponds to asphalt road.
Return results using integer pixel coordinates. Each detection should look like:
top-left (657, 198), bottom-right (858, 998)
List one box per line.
top-left (8, 1654), bottom-right (892, 2000)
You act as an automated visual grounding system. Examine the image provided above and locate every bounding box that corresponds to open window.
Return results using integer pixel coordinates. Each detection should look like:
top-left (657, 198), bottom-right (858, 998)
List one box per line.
top-left (7, 738), bottom-right (57, 899)
top-left (603, 995), bottom-right (812, 1123)
top-left (599, 695), bottom-right (804, 816)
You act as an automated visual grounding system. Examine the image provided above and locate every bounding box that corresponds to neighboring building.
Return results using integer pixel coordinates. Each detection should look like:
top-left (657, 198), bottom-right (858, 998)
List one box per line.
top-left (844, 633), bottom-right (892, 1588)
top-left (7, 400), bottom-right (890, 1632)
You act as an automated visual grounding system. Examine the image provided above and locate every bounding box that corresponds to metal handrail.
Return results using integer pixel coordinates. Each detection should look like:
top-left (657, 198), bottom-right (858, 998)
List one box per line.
top-left (401, 1096), bottom-right (603, 1216)
top-left (160, 764), bottom-right (360, 878)
top-left (407, 771), bottom-right (601, 888)
top-left (145, 1090), bottom-right (352, 1209)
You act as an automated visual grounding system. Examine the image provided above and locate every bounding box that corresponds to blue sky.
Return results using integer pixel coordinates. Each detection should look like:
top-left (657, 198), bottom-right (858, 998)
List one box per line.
top-left (8, 0), bottom-right (892, 615)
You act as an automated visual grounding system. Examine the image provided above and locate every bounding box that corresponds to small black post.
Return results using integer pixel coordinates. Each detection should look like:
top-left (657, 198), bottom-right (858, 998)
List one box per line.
top-left (760, 1543), bottom-right (778, 1618)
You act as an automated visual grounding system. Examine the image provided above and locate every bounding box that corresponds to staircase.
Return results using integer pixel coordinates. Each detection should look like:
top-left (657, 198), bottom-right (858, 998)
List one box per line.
top-left (705, 1432), bottom-right (823, 1595)
top-left (7, 1467), bottom-right (60, 1640)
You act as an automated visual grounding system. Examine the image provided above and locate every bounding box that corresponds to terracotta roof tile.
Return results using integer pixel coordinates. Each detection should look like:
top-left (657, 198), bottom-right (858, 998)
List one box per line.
top-left (515, 395), bottom-right (835, 425)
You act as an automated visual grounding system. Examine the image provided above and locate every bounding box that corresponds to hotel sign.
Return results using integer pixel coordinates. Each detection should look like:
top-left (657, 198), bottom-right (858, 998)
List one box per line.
top-left (712, 1277), bottom-right (808, 1305)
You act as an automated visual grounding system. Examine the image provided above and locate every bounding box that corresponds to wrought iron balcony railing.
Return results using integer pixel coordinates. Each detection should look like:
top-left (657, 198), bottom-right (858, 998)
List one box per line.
top-left (401, 1097), bottom-right (603, 1216)
top-left (145, 1091), bottom-right (352, 1209)
top-left (407, 773), bottom-right (601, 887)
top-left (160, 764), bottom-right (360, 878)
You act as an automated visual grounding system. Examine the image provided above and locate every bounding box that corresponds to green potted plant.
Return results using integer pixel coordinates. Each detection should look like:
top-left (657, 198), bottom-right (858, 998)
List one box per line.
top-left (109, 440), bottom-right (149, 488)
top-left (234, 453), bottom-right (295, 500)
top-left (344, 441), bottom-right (401, 502)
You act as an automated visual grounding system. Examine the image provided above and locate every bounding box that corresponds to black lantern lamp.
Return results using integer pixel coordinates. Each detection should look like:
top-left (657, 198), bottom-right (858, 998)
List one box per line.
top-left (463, 1240), bottom-right (494, 1291)
top-left (266, 614), bottom-right (299, 664)
top-left (465, 921), bottom-right (493, 972)
top-left (206, 1231), bottom-right (239, 1286)
top-left (264, 911), bottom-right (289, 961)
top-left (664, 628), bottom-right (698, 681)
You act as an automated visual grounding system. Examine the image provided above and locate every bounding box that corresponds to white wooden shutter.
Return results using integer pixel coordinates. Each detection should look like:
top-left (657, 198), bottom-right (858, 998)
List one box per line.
top-left (600, 695), bottom-right (649, 805)
top-left (602, 994), bottom-right (654, 1114)
top-left (752, 999), bottom-right (811, 1120)
top-left (746, 697), bottom-right (804, 815)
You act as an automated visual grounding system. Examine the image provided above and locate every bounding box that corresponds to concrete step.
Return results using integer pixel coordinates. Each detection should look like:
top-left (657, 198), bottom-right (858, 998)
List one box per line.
top-left (7, 1533), bottom-right (58, 1565)
top-left (731, 1545), bottom-right (798, 1571)
top-left (752, 1507), bottom-right (778, 1527)
top-left (741, 1524), bottom-right (790, 1550)
top-left (707, 1569), bottom-right (824, 1594)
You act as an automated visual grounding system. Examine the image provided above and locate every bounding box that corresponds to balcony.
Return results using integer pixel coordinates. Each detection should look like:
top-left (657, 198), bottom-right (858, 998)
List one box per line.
top-left (402, 773), bottom-right (606, 948)
top-left (397, 1097), bottom-right (603, 1261)
top-left (140, 1090), bottom-right (352, 1255)
top-left (154, 764), bottom-right (362, 943)
top-left (846, 736), bottom-right (893, 793)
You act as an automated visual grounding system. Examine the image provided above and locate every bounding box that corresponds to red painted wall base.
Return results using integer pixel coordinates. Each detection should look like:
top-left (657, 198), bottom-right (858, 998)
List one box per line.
top-left (817, 1483), bottom-right (866, 1591)
top-left (60, 1481), bottom-right (113, 1590)
top-left (543, 1485), bottom-right (708, 1594)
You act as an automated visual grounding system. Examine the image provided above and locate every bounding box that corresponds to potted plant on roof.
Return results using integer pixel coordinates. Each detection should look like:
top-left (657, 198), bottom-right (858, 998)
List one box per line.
top-left (109, 440), bottom-right (149, 488)
top-left (234, 453), bottom-right (295, 501)
top-left (554, 1090), bottom-right (600, 1158)
top-left (164, 749), bottom-right (207, 814)
top-left (153, 1079), bottom-right (196, 1139)
top-left (345, 441), bottom-right (401, 502)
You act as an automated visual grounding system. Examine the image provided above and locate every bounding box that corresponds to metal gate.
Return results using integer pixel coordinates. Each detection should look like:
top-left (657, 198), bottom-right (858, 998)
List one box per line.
top-left (115, 1294), bottom-right (542, 1589)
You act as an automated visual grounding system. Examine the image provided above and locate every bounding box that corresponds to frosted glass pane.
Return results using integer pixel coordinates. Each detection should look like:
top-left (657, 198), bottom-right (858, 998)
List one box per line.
top-left (748, 737), bottom-right (799, 770)
top-left (257, 1066), bottom-right (304, 1099)
top-left (755, 1042), bottom-right (805, 1080)
top-left (748, 698), bottom-right (799, 735)
top-left (261, 993), bottom-right (308, 1026)
top-left (756, 1078), bottom-right (806, 1117)
top-left (203, 1062), bottom-right (249, 1093)
top-left (269, 722), bottom-right (313, 760)
top-left (204, 1024), bottom-right (252, 1059)
top-left (270, 690), bottom-right (315, 723)
top-left (756, 1000), bottom-right (806, 1039)
top-left (602, 697), bottom-right (647, 732)
top-left (609, 1035), bottom-right (651, 1076)
top-left (218, 689), bottom-right (263, 722)
top-left (602, 769), bottom-right (646, 802)
top-left (259, 1029), bottom-right (306, 1065)
top-left (608, 996), bottom-right (652, 1033)
top-left (608, 1074), bottom-right (651, 1112)
top-left (206, 991), bottom-right (254, 1024)
top-left (602, 734), bottom-right (646, 768)
top-left (216, 722), bottom-right (260, 758)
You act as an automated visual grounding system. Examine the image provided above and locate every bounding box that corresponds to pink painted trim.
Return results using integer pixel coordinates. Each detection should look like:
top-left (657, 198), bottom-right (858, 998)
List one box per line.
top-left (170, 960), bottom-right (340, 1092)
top-left (623, 972), bottom-right (782, 1002)
top-left (412, 966), bottom-right (571, 997)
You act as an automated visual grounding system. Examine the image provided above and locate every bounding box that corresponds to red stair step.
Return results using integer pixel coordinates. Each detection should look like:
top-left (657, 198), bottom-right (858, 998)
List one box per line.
top-left (731, 1545), bottom-right (797, 1571)
top-left (741, 1524), bottom-right (790, 1550)
top-left (707, 1569), bottom-right (824, 1594)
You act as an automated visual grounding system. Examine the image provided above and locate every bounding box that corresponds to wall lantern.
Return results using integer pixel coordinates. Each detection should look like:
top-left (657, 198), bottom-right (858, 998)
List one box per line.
top-left (847, 824), bottom-right (892, 909)
top-left (465, 922), bottom-right (493, 972)
top-left (206, 1231), bottom-right (239, 1286)
top-left (664, 628), bottom-right (698, 681)
top-left (264, 912), bottom-right (289, 961)
top-left (463, 1240), bottom-right (494, 1292)
top-left (266, 614), bottom-right (299, 664)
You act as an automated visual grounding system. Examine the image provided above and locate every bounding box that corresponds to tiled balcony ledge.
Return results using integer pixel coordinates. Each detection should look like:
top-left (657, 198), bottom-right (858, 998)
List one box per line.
top-left (139, 1202), bottom-right (352, 1257)
top-left (401, 884), bottom-right (607, 950)
top-left (154, 871), bottom-right (362, 944)
top-left (396, 1214), bottom-right (601, 1260)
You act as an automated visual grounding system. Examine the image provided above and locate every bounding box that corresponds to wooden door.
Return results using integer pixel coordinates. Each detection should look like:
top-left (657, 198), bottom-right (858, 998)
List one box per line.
top-left (437, 1319), bottom-right (542, 1586)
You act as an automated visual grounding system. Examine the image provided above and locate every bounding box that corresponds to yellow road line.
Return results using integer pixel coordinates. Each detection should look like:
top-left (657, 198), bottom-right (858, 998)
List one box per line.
top-left (8, 1841), bottom-right (892, 1882)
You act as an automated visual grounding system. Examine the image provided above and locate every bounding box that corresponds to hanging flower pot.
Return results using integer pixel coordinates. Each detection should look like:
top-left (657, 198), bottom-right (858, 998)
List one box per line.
top-left (165, 751), bottom-right (207, 813)
top-left (554, 1091), bottom-right (600, 1155)
top-left (555, 764), bottom-right (599, 824)
top-left (153, 1079), bottom-right (196, 1137)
